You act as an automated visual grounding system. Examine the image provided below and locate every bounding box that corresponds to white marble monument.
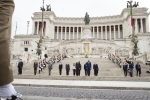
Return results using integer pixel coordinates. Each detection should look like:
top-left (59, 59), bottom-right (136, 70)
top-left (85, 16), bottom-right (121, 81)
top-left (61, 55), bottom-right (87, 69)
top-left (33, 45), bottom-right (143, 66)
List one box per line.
top-left (11, 6), bottom-right (150, 61)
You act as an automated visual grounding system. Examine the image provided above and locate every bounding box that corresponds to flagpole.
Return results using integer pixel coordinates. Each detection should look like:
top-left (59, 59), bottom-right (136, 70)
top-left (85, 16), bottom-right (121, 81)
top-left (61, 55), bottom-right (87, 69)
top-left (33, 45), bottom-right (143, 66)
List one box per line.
top-left (15, 22), bottom-right (17, 35)
top-left (42, 0), bottom-right (44, 39)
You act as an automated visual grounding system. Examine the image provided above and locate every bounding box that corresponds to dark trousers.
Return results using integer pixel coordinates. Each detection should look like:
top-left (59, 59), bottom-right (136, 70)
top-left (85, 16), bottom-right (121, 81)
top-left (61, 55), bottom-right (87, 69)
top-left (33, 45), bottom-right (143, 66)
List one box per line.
top-left (123, 69), bottom-right (127, 76)
top-left (34, 68), bottom-right (37, 75)
top-left (94, 70), bottom-right (98, 76)
top-left (49, 70), bottom-right (51, 75)
top-left (66, 69), bottom-right (69, 75)
top-left (136, 69), bottom-right (141, 76)
top-left (79, 70), bottom-right (81, 76)
top-left (84, 69), bottom-right (87, 76)
top-left (59, 69), bottom-right (62, 75)
top-left (73, 69), bottom-right (76, 76)
top-left (18, 67), bottom-right (22, 74)
top-left (76, 68), bottom-right (80, 76)
top-left (87, 69), bottom-right (91, 76)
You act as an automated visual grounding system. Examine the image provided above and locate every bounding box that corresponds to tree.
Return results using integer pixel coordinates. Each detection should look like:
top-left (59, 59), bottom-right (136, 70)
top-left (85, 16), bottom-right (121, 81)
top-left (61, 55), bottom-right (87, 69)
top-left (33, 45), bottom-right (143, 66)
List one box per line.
top-left (35, 40), bottom-right (42, 57)
top-left (131, 33), bottom-right (139, 56)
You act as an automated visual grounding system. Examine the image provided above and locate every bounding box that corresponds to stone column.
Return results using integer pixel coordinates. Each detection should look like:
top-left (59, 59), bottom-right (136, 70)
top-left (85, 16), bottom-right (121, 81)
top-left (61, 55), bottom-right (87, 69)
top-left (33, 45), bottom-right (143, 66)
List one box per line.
top-left (109, 26), bottom-right (111, 40)
top-left (135, 18), bottom-right (138, 34)
top-left (77, 27), bottom-right (79, 39)
top-left (65, 27), bottom-right (67, 40)
top-left (97, 26), bottom-right (99, 39)
top-left (32, 21), bottom-right (35, 35)
top-left (69, 27), bottom-right (70, 40)
top-left (105, 26), bottom-right (107, 40)
top-left (118, 25), bottom-right (120, 39)
top-left (81, 27), bottom-right (83, 38)
top-left (146, 17), bottom-right (149, 32)
top-left (61, 27), bottom-right (63, 40)
top-left (140, 18), bottom-right (143, 33)
top-left (57, 26), bottom-right (59, 39)
top-left (114, 25), bottom-right (116, 39)
top-left (73, 27), bottom-right (74, 39)
top-left (36, 22), bottom-right (39, 35)
top-left (93, 27), bottom-right (95, 38)
top-left (101, 26), bottom-right (103, 40)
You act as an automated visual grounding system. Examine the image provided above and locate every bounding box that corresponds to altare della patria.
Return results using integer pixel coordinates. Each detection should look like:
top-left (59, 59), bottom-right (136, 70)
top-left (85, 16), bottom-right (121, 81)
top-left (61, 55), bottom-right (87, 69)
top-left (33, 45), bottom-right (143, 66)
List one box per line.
top-left (10, 1), bottom-right (150, 66)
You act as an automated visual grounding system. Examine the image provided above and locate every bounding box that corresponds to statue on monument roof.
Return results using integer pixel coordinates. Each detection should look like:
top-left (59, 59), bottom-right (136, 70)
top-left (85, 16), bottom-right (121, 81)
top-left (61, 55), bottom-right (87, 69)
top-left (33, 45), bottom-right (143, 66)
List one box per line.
top-left (84, 12), bottom-right (90, 25)
top-left (46, 4), bottom-right (51, 11)
top-left (127, 1), bottom-right (139, 8)
top-left (40, 6), bottom-right (45, 11)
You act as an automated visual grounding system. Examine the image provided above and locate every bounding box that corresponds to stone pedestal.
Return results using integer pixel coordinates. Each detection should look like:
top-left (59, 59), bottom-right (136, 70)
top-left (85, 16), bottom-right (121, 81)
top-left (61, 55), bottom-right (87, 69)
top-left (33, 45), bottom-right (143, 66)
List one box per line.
top-left (82, 25), bottom-right (93, 39)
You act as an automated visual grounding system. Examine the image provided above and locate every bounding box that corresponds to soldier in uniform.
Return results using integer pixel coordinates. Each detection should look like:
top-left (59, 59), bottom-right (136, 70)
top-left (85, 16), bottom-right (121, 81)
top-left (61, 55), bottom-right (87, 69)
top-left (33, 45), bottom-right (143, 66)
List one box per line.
top-left (0, 0), bottom-right (22, 99)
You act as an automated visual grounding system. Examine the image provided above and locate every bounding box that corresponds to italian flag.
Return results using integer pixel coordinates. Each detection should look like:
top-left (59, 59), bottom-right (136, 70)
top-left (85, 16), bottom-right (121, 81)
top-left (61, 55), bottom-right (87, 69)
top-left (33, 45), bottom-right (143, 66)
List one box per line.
top-left (41, 9), bottom-right (44, 35)
top-left (130, 5), bottom-right (133, 26)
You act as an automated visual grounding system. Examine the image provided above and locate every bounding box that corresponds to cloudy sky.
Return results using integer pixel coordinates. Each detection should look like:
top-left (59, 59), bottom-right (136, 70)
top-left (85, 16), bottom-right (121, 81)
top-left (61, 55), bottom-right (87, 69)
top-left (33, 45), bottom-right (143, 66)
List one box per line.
top-left (12, 0), bottom-right (150, 37)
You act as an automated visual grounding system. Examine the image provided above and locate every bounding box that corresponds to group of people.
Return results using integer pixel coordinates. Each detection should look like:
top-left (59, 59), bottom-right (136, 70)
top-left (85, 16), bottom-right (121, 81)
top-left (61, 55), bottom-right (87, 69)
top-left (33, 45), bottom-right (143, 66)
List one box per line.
top-left (108, 54), bottom-right (142, 77)
top-left (123, 59), bottom-right (141, 77)
top-left (58, 60), bottom-right (99, 76)
top-left (33, 59), bottom-right (53, 75)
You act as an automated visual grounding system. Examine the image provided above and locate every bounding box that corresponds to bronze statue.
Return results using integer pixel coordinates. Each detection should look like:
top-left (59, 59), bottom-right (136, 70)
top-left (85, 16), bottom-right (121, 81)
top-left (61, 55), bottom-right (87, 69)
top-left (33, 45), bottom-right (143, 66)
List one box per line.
top-left (127, 1), bottom-right (139, 8)
top-left (84, 12), bottom-right (90, 25)
top-left (46, 4), bottom-right (51, 11)
top-left (40, 6), bottom-right (45, 11)
top-left (35, 41), bottom-right (41, 48)
top-left (133, 1), bottom-right (139, 7)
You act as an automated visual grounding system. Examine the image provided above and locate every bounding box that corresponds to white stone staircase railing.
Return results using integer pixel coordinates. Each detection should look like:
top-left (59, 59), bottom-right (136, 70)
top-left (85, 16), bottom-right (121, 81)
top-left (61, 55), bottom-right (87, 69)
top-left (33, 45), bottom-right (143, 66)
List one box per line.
top-left (134, 52), bottom-right (150, 64)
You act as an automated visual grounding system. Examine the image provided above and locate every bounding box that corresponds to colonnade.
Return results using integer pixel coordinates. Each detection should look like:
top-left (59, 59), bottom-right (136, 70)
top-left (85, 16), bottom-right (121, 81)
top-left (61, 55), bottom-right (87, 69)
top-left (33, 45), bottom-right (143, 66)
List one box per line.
top-left (54, 25), bottom-right (123, 40)
top-left (54, 27), bottom-right (82, 40)
top-left (33, 21), bottom-right (46, 35)
top-left (133, 18), bottom-right (148, 34)
top-left (91, 25), bottom-right (123, 40)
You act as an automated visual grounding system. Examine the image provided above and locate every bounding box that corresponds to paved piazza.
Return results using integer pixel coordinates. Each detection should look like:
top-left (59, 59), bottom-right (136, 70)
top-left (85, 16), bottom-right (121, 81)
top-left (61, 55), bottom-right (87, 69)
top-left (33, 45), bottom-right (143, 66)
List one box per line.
top-left (15, 86), bottom-right (150, 100)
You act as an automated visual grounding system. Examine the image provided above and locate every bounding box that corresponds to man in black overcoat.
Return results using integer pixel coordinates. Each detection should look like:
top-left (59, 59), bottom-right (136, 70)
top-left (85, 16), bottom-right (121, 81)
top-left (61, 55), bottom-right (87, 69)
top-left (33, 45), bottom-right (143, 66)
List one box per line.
top-left (59, 62), bottom-right (63, 75)
top-left (33, 60), bottom-right (38, 75)
top-left (17, 59), bottom-right (23, 75)
top-left (84, 63), bottom-right (87, 76)
top-left (76, 61), bottom-right (81, 76)
top-left (66, 64), bottom-right (70, 75)
top-left (93, 63), bottom-right (99, 76)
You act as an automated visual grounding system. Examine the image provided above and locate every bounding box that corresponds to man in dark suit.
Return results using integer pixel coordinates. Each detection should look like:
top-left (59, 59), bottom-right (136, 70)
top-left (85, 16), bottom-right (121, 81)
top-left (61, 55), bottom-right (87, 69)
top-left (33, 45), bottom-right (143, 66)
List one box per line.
top-left (86, 60), bottom-right (91, 76)
top-left (59, 62), bottom-right (63, 75)
top-left (84, 63), bottom-right (87, 76)
top-left (76, 61), bottom-right (81, 76)
top-left (18, 59), bottom-right (23, 75)
top-left (136, 62), bottom-right (141, 77)
top-left (78, 61), bottom-right (81, 76)
top-left (93, 63), bottom-right (99, 76)
top-left (33, 60), bottom-right (38, 75)
top-left (123, 61), bottom-right (128, 77)
top-left (66, 64), bottom-right (70, 75)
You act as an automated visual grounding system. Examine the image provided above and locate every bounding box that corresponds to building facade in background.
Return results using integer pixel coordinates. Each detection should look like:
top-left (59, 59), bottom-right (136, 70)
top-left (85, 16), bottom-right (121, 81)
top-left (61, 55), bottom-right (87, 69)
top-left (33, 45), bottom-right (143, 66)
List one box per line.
top-left (11, 7), bottom-right (150, 61)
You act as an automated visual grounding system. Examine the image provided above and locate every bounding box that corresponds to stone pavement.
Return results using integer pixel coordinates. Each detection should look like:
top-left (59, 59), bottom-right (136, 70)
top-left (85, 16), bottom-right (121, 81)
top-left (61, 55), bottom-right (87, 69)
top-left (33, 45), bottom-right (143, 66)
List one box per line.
top-left (15, 86), bottom-right (150, 100)
top-left (13, 58), bottom-right (150, 81)
top-left (12, 79), bottom-right (150, 90)
top-left (22, 96), bottom-right (100, 100)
